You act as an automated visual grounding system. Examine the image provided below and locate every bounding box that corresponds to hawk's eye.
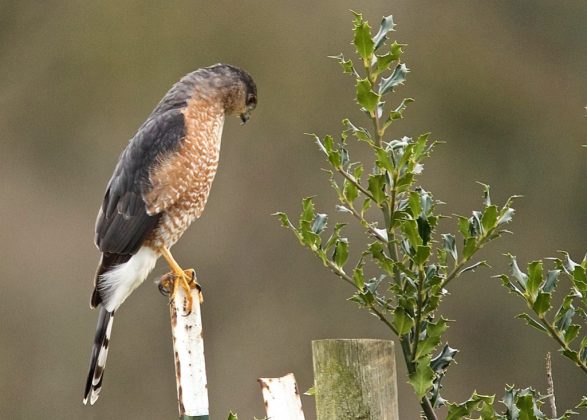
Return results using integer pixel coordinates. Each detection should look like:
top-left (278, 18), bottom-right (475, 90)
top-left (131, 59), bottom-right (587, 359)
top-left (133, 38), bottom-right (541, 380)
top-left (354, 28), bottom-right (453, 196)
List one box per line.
top-left (246, 94), bottom-right (257, 107)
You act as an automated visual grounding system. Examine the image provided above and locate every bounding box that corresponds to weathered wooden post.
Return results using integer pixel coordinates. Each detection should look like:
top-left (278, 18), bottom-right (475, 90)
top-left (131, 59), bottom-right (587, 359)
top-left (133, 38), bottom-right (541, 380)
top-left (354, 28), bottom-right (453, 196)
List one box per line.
top-left (160, 273), bottom-right (209, 420)
top-left (258, 373), bottom-right (306, 420)
top-left (312, 339), bottom-right (399, 420)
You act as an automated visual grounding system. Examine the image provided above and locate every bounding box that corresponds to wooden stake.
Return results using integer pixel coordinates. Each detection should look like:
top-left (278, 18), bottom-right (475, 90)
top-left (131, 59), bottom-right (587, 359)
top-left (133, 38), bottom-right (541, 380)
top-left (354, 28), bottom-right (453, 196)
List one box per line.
top-left (161, 273), bottom-right (209, 420)
top-left (258, 373), bottom-right (306, 420)
top-left (312, 339), bottom-right (399, 420)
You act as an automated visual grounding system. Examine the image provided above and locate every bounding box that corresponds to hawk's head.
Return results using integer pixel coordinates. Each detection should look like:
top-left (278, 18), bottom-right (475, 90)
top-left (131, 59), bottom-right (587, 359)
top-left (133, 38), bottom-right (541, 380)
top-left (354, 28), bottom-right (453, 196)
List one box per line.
top-left (205, 63), bottom-right (257, 124)
top-left (155, 64), bottom-right (257, 125)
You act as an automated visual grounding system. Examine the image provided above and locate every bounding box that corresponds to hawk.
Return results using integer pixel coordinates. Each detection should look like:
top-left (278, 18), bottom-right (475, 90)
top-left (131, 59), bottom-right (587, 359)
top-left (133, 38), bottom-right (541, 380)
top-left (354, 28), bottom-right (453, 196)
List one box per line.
top-left (83, 64), bottom-right (257, 405)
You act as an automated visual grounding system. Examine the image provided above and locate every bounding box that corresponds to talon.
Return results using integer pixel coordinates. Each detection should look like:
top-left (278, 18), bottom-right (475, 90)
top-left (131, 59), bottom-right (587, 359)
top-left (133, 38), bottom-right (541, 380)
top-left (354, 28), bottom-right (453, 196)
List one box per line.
top-left (157, 272), bottom-right (174, 297)
top-left (167, 271), bottom-right (192, 315)
top-left (184, 269), bottom-right (196, 282)
top-left (184, 269), bottom-right (204, 304)
top-left (158, 247), bottom-right (203, 314)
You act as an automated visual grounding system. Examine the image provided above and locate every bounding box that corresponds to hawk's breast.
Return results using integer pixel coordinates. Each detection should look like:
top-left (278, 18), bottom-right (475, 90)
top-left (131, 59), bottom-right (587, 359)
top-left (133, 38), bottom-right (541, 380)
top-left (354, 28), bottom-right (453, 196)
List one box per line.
top-left (144, 96), bottom-right (225, 249)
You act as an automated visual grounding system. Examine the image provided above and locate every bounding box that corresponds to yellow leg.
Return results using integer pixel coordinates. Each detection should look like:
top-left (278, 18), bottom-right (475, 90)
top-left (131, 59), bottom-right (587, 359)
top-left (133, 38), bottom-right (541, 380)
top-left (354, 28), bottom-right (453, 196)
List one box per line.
top-left (159, 247), bottom-right (202, 314)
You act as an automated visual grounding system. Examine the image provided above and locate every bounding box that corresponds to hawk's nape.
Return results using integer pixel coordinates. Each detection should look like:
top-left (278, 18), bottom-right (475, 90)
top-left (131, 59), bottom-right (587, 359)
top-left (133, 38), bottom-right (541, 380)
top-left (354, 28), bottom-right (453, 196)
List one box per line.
top-left (83, 64), bottom-right (257, 405)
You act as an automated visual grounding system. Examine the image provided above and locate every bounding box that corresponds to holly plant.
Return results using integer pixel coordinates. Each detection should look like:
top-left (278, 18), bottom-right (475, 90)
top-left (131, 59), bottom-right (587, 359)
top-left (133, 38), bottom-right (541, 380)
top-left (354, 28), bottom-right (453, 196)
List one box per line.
top-left (275, 12), bottom-right (586, 420)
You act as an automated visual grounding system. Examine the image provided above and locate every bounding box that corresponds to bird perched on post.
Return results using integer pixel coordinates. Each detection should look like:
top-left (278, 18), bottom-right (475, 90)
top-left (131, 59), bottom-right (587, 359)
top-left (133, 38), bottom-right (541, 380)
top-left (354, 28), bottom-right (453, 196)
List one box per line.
top-left (83, 64), bottom-right (257, 405)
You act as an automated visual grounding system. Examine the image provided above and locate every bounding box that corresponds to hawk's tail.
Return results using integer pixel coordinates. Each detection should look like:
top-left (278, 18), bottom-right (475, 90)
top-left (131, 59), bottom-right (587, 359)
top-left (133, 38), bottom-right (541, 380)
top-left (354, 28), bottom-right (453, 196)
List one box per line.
top-left (83, 307), bottom-right (114, 405)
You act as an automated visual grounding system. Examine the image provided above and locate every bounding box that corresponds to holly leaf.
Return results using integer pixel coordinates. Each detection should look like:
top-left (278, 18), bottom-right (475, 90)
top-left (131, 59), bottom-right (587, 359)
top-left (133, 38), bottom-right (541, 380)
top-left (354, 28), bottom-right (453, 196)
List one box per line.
top-left (393, 306), bottom-right (414, 336)
top-left (352, 12), bottom-right (374, 61)
top-left (373, 15), bottom-right (396, 50)
top-left (332, 238), bottom-right (349, 268)
top-left (356, 78), bottom-right (380, 113)
top-left (408, 355), bottom-right (434, 399)
top-left (379, 63), bottom-right (409, 95)
top-left (367, 174), bottom-right (386, 205)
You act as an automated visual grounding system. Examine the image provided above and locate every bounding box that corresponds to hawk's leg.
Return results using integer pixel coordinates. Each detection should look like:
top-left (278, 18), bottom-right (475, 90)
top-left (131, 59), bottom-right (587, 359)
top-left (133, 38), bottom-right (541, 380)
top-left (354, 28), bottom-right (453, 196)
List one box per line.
top-left (159, 247), bottom-right (202, 315)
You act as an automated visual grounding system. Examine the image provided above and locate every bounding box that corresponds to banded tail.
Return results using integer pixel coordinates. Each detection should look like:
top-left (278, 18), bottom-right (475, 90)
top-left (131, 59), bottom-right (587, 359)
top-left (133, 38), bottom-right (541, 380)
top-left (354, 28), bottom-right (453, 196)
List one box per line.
top-left (83, 307), bottom-right (114, 405)
top-left (83, 247), bottom-right (158, 405)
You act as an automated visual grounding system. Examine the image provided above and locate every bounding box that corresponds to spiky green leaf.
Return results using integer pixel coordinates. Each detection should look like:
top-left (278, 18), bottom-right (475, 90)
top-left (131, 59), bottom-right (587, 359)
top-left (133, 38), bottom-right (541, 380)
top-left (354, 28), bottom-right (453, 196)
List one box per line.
top-left (517, 313), bottom-right (547, 333)
top-left (402, 219), bottom-right (422, 249)
top-left (415, 336), bottom-right (441, 360)
top-left (332, 238), bottom-right (349, 268)
top-left (274, 212), bottom-right (294, 229)
top-left (343, 179), bottom-right (358, 203)
top-left (385, 97), bottom-right (414, 127)
top-left (457, 216), bottom-right (470, 238)
top-left (374, 53), bottom-right (395, 77)
top-left (311, 213), bottom-right (328, 234)
top-left (526, 260), bottom-right (544, 302)
top-left (373, 15), bottom-right (396, 50)
top-left (389, 41), bottom-right (404, 61)
top-left (564, 324), bottom-right (581, 345)
top-left (379, 63), bottom-right (409, 95)
top-left (352, 13), bottom-right (374, 61)
top-left (392, 306), bottom-right (414, 336)
top-left (353, 259), bottom-right (366, 289)
top-left (532, 292), bottom-right (552, 317)
top-left (375, 147), bottom-right (395, 173)
top-left (430, 344), bottom-right (458, 373)
top-left (414, 245), bottom-right (431, 266)
top-left (447, 392), bottom-right (496, 420)
top-left (462, 237), bottom-right (477, 260)
top-left (481, 205), bottom-right (498, 233)
top-left (356, 78), bottom-right (380, 113)
top-left (543, 269), bottom-right (560, 293)
top-left (367, 174), bottom-right (386, 205)
top-left (408, 355), bottom-right (434, 399)
top-left (329, 53), bottom-right (355, 74)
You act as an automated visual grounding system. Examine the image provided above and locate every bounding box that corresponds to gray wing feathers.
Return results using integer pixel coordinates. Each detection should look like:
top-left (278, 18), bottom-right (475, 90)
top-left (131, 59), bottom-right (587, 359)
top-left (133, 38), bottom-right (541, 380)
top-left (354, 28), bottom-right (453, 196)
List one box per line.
top-left (94, 110), bottom-right (186, 255)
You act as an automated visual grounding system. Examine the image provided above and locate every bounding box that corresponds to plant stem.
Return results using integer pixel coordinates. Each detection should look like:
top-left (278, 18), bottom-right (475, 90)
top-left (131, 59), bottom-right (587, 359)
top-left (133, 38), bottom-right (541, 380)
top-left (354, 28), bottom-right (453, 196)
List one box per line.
top-left (440, 230), bottom-right (493, 290)
top-left (384, 170), bottom-right (403, 285)
top-left (440, 257), bottom-right (471, 290)
top-left (338, 167), bottom-right (376, 201)
top-left (411, 267), bottom-right (426, 360)
top-left (545, 352), bottom-right (557, 418)
top-left (539, 315), bottom-right (587, 374)
top-left (362, 46), bottom-right (438, 420)
top-left (420, 396), bottom-right (439, 420)
top-left (343, 201), bottom-right (387, 242)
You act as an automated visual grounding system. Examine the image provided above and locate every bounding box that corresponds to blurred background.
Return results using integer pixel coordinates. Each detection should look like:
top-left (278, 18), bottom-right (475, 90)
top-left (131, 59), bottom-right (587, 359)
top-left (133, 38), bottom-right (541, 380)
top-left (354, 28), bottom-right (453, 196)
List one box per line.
top-left (0, 1), bottom-right (585, 418)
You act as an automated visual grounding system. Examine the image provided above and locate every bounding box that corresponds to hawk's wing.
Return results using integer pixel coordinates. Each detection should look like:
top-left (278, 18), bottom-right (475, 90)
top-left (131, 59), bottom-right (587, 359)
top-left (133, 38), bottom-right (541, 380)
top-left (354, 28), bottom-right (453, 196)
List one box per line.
top-left (95, 110), bottom-right (186, 255)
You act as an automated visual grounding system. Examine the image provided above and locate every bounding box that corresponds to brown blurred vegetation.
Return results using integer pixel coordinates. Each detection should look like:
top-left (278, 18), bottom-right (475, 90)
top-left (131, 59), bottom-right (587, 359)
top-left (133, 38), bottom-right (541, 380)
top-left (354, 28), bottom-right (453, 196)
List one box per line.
top-left (0, 1), bottom-right (585, 418)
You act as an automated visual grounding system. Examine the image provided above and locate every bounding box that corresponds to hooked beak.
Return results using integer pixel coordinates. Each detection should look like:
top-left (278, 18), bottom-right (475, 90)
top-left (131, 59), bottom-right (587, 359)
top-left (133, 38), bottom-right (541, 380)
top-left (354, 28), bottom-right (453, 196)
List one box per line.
top-left (240, 112), bottom-right (250, 125)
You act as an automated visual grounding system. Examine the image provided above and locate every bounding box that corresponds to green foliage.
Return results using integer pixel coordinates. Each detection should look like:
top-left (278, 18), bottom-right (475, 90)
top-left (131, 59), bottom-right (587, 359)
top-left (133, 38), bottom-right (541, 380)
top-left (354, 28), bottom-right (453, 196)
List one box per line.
top-left (500, 253), bottom-right (587, 374)
top-left (226, 412), bottom-right (268, 420)
top-left (276, 12), bottom-right (585, 420)
top-left (447, 386), bottom-right (584, 419)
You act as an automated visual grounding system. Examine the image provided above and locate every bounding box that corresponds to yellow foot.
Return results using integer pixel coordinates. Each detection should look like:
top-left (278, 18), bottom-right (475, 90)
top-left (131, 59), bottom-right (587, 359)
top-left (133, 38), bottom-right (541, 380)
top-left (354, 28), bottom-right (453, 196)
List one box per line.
top-left (158, 269), bottom-right (203, 315)
top-left (158, 247), bottom-right (203, 315)
top-left (181, 269), bottom-right (204, 305)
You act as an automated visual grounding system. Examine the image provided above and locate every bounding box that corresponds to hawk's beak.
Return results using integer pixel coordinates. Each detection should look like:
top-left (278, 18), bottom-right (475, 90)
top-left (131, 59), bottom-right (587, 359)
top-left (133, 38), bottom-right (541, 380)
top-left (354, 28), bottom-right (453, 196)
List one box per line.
top-left (240, 112), bottom-right (250, 125)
